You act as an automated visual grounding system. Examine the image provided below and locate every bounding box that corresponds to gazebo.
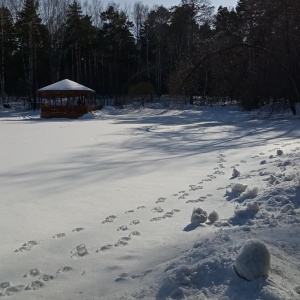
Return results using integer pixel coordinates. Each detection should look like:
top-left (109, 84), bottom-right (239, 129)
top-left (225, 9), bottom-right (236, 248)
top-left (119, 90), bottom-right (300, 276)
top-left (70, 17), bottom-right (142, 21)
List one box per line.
top-left (38, 79), bottom-right (101, 118)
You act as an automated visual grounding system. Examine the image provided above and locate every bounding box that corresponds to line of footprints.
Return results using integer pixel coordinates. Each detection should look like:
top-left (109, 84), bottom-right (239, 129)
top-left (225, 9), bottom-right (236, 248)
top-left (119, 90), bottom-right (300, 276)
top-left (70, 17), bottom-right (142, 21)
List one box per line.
top-left (3, 149), bottom-right (260, 296)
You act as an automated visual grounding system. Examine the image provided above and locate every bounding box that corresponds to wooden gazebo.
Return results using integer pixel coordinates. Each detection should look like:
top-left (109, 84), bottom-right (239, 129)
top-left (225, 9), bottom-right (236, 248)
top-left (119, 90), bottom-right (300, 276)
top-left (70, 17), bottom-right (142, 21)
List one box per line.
top-left (38, 79), bottom-right (101, 118)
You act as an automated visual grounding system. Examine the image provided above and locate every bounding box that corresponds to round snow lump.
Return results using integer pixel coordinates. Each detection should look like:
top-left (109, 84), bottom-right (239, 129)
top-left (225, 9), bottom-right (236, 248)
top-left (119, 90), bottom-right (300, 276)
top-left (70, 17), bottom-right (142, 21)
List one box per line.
top-left (234, 239), bottom-right (270, 281)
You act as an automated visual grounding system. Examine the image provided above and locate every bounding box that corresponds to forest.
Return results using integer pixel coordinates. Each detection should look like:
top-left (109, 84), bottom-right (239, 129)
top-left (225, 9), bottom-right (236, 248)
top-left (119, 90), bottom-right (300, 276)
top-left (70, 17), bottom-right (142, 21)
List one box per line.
top-left (1, 0), bottom-right (300, 112)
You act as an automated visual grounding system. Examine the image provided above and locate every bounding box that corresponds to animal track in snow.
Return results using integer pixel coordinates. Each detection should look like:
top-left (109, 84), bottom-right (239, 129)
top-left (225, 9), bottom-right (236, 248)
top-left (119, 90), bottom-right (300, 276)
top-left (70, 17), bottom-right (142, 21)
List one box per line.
top-left (125, 210), bottom-right (134, 214)
top-left (150, 217), bottom-right (163, 222)
top-left (137, 206), bottom-right (146, 209)
top-left (15, 240), bottom-right (39, 252)
top-left (186, 198), bottom-right (204, 204)
top-left (214, 170), bottom-right (225, 175)
top-left (0, 282), bottom-right (11, 289)
top-left (24, 268), bottom-right (42, 278)
top-left (56, 266), bottom-right (73, 273)
top-left (96, 244), bottom-right (113, 252)
top-left (4, 285), bottom-right (24, 296)
top-left (72, 227), bottom-right (85, 232)
top-left (189, 185), bottom-right (203, 191)
top-left (130, 231), bottom-right (141, 236)
top-left (130, 220), bottom-right (140, 225)
top-left (40, 274), bottom-right (54, 281)
top-left (151, 209), bottom-right (180, 221)
top-left (156, 197), bottom-right (166, 203)
top-left (178, 193), bottom-right (189, 199)
top-left (240, 160), bottom-right (247, 163)
top-left (117, 225), bottom-right (129, 231)
top-left (102, 215), bottom-right (117, 224)
top-left (71, 244), bottom-right (88, 258)
top-left (25, 280), bottom-right (44, 291)
top-left (53, 233), bottom-right (66, 239)
top-left (114, 237), bottom-right (131, 247)
top-left (152, 206), bottom-right (164, 213)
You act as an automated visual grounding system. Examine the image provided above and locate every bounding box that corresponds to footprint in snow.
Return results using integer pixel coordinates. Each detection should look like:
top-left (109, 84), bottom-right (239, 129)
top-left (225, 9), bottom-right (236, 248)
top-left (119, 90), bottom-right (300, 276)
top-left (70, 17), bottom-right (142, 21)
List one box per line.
top-left (114, 237), bottom-right (131, 247)
top-left (96, 244), bottom-right (113, 253)
top-left (178, 191), bottom-right (186, 193)
top-left (0, 282), bottom-right (11, 289)
top-left (152, 206), bottom-right (164, 213)
top-left (137, 206), bottom-right (146, 209)
top-left (15, 240), bottom-right (39, 252)
top-left (53, 233), bottom-right (66, 239)
top-left (172, 193), bottom-right (178, 196)
top-left (71, 244), bottom-right (88, 258)
top-left (56, 266), bottom-right (73, 273)
top-left (40, 274), bottom-right (54, 281)
top-left (125, 210), bottom-right (134, 214)
top-left (4, 285), bottom-right (24, 296)
top-left (72, 227), bottom-right (85, 232)
top-left (186, 198), bottom-right (204, 204)
top-left (25, 280), bottom-right (44, 291)
top-left (150, 217), bottom-right (163, 221)
top-left (102, 215), bottom-right (117, 224)
top-left (130, 220), bottom-right (140, 225)
top-left (130, 231), bottom-right (141, 237)
top-left (178, 193), bottom-right (189, 199)
top-left (156, 197), bottom-right (166, 203)
top-left (189, 185), bottom-right (203, 191)
top-left (117, 225), bottom-right (129, 231)
top-left (24, 268), bottom-right (42, 278)
top-left (240, 160), bottom-right (247, 163)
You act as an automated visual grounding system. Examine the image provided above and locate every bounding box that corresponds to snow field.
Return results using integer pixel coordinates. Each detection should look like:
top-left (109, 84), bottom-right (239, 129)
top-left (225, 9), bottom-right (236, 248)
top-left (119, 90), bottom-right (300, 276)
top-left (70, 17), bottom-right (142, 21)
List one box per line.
top-left (0, 105), bottom-right (299, 299)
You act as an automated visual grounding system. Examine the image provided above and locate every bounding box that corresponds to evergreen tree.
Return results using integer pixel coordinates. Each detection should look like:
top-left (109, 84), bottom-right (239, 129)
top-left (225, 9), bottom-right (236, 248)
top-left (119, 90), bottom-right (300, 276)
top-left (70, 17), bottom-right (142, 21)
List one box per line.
top-left (0, 5), bottom-right (16, 101)
top-left (15, 0), bottom-right (50, 108)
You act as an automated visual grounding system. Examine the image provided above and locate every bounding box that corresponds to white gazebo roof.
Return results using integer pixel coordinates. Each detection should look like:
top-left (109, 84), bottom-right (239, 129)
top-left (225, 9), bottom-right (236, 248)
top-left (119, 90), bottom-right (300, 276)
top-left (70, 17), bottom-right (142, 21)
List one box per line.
top-left (38, 79), bottom-right (95, 92)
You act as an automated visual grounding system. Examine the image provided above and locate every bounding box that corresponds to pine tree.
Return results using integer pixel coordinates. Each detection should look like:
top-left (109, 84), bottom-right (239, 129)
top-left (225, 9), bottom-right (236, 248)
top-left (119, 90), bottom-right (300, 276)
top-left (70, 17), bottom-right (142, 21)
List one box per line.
top-left (15, 0), bottom-right (50, 108)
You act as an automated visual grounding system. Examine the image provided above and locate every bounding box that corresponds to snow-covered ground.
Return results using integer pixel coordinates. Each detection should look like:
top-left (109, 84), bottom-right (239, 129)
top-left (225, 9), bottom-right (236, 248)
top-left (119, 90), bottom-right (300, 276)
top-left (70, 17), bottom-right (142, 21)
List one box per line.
top-left (0, 104), bottom-right (300, 300)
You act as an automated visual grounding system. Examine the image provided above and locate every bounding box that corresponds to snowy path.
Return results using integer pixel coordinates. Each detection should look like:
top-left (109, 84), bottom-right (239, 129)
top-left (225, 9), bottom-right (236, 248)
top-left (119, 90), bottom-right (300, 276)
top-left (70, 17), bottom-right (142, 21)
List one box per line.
top-left (0, 106), bottom-right (299, 299)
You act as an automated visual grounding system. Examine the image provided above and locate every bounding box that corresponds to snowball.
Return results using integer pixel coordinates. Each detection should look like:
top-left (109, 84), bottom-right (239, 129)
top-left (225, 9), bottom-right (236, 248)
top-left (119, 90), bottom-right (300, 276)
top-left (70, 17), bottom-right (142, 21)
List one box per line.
top-left (277, 149), bottom-right (283, 156)
top-left (232, 168), bottom-right (240, 178)
top-left (191, 213), bottom-right (207, 224)
top-left (231, 183), bottom-right (248, 193)
top-left (234, 239), bottom-right (270, 281)
top-left (191, 208), bottom-right (208, 225)
top-left (208, 211), bottom-right (219, 223)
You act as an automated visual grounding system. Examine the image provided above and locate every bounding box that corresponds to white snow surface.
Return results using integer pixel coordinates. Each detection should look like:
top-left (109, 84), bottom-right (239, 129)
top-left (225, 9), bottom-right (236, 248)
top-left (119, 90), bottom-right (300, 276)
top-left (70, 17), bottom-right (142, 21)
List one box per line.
top-left (0, 104), bottom-right (300, 299)
top-left (37, 79), bottom-right (94, 92)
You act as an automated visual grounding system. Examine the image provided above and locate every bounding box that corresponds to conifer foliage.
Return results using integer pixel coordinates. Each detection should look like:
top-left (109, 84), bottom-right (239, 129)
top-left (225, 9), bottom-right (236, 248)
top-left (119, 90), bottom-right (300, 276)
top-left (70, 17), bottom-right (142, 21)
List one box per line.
top-left (1, 0), bottom-right (300, 113)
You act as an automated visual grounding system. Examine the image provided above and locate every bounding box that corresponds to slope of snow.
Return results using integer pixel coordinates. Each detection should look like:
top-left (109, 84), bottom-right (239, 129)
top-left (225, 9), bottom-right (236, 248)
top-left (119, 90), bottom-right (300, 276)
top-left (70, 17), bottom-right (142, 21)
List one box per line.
top-left (0, 104), bottom-right (299, 299)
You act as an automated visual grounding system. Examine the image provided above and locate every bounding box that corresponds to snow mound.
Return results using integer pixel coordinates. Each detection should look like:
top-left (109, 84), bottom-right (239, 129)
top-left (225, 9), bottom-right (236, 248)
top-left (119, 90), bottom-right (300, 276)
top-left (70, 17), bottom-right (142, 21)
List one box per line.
top-left (231, 183), bottom-right (248, 193)
top-left (238, 187), bottom-right (259, 201)
top-left (234, 239), bottom-right (270, 281)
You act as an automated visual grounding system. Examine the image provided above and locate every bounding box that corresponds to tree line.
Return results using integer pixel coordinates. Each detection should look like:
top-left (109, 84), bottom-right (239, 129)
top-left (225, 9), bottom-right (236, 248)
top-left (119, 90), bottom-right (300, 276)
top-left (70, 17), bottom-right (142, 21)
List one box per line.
top-left (1, 0), bottom-right (300, 112)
